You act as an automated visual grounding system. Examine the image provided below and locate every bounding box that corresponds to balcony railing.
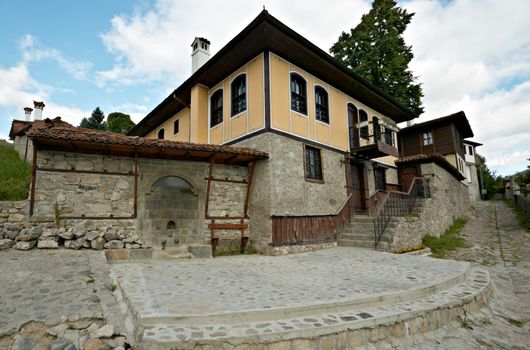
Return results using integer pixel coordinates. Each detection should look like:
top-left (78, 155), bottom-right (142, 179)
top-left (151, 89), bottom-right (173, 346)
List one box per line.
top-left (349, 128), bottom-right (398, 158)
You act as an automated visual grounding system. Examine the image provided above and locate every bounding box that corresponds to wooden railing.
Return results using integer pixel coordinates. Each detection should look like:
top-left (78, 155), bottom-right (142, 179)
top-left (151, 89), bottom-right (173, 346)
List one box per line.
top-left (271, 194), bottom-right (353, 246)
top-left (372, 177), bottom-right (431, 249)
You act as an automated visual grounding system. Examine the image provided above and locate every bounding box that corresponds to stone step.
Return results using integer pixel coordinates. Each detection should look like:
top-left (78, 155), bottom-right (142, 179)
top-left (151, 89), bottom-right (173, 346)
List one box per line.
top-left (138, 267), bottom-right (490, 349)
top-left (337, 239), bottom-right (390, 250)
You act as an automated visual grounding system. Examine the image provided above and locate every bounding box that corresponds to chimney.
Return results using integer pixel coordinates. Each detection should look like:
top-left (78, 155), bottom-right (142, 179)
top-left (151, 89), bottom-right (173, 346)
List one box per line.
top-left (191, 37), bottom-right (210, 74)
top-left (24, 107), bottom-right (33, 121)
top-left (33, 101), bottom-right (45, 120)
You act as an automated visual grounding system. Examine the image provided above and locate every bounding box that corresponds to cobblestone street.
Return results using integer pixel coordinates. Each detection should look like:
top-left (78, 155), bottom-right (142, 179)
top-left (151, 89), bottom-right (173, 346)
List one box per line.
top-left (378, 200), bottom-right (530, 349)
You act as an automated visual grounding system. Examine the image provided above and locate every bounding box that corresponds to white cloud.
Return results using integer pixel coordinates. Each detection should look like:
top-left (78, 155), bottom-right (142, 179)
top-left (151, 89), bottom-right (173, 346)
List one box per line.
top-left (19, 34), bottom-right (93, 81)
top-left (96, 0), bottom-right (370, 86)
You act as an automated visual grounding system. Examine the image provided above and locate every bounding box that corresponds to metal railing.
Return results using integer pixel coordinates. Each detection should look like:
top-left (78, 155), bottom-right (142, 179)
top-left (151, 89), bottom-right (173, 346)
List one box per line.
top-left (372, 177), bottom-right (431, 249)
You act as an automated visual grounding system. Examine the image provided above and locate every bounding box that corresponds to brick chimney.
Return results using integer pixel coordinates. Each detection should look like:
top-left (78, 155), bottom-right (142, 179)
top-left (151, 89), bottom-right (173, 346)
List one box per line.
top-left (191, 37), bottom-right (210, 74)
top-left (33, 101), bottom-right (45, 120)
top-left (24, 107), bottom-right (33, 121)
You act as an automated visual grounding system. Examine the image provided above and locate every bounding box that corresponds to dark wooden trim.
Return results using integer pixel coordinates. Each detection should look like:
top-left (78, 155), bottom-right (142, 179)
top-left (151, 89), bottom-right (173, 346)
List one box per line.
top-left (208, 216), bottom-right (248, 220)
top-left (204, 159), bottom-right (214, 218)
top-left (36, 167), bottom-right (134, 176)
top-left (29, 143), bottom-right (38, 217)
top-left (271, 129), bottom-right (344, 153)
top-left (222, 128), bottom-right (268, 146)
top-left (208, 223), bottom-right (249, 229)
top-left (264, 50), bottom-right (271, 130)
top-left (244, 161), bottom-right (256, 217)
top-left (204, 177), bottom-right (247, 184)
top-left (133, 151), bottom-right (138, 217)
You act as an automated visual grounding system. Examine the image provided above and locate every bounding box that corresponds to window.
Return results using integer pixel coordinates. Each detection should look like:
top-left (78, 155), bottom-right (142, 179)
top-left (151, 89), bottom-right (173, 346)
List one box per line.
top-left (231, 75), bottom-right (246, 116)
top-left (374, 168), bottom-right (386, 191)
top-left (314, 86), bottom-right (329, 123)
top-left (210, 90), bottom-right (223, 127)
top-left (304, 145), bottom-right (323, 181)
top-left (359, 110), bottom-right (369, 140)
top-left (373, 117), bottom-right (381, 141)
top-left (173, 119), bottom-right (180, 135)
top-left (384, 129), bottom-right (393, 146)
top-left (468, 145), bottom-right (473, 155)
top-left (290, 73), bottom-right (307, 114)
top-left (157, 128), bottom-right (165, 139)
top-left (423, 131), bottom-right (433, 145)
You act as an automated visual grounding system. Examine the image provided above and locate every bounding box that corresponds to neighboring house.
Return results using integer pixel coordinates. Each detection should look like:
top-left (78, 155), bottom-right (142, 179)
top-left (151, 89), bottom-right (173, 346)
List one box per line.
top-left (130, 10), bottom-right (414, 227)
top-left (463, 140), bottom-right (482, 200)
top-left (398, 111), bottom-right (482, 200)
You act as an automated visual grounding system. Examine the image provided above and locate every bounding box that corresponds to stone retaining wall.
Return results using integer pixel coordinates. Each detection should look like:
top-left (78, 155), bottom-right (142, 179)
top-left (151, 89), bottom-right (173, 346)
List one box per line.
top-left (390, 161), bottom-right (470, 251)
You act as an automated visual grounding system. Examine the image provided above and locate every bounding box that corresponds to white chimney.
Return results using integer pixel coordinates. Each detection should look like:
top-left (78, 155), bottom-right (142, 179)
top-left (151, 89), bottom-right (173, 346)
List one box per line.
top-left (33, 101), bottom-right (45, 120)
top-left (24, 107), bottom-right (33, 121)
top-left (191, 37), bottom-right (210, 74)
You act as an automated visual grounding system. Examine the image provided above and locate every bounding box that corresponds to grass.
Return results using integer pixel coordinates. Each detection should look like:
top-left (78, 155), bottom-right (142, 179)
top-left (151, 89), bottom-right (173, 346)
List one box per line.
top-left (503, 199), bottom-right (530, 232)
top-left (422, 218), bottom-right (467, 258)
top-left (0, 140), bottom-right (31, 200)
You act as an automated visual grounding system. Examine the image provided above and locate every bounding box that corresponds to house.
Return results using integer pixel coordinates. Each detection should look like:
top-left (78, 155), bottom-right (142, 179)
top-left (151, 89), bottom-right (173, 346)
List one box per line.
top-left (398, 111), bottom-right (482, 200)
top-left (5, 10), bottom-right (473, 255)
top-left (129, 10), bottom-right (416, 249)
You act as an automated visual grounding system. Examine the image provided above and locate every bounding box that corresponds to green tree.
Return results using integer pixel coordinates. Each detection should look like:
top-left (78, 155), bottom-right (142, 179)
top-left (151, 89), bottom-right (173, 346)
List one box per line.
top-left (80, 107), bottom-right (106, 130)
top-left (106, 112), bottom-right (136, 134)
top-left (330, 0), bottom-right (424, 115)
top-left (476, 154), bottom-right (504, 199)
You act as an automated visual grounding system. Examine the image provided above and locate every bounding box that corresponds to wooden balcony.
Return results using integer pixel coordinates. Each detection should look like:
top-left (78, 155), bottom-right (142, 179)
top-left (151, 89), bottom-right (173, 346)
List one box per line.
top-left (350, 130), bottom-right (398, 158)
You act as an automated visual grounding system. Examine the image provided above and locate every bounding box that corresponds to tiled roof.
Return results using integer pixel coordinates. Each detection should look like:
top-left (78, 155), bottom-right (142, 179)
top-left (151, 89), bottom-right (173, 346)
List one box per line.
top-left (26, 121), bottom-right (268, 159)
top-left (399, 111), bottom-right (474, 139)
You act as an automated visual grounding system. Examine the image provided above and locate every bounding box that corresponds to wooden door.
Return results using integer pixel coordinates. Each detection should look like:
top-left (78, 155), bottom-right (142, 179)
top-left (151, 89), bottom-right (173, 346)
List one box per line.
top-left (398, 165), bottom-right (420, 192)
top-left (348, 104), bottom-right (359, 149)
top-left (351, 164), bottom-right (366, 211)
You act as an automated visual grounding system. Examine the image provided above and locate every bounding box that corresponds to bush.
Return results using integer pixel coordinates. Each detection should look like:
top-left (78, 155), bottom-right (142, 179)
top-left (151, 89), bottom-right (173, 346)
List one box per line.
top-left (0, 141), bottom-right (31, 200)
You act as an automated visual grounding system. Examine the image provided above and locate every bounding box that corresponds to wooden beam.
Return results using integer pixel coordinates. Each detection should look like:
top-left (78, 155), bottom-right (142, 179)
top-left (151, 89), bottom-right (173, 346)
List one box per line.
top-left (208, 223), bottom-right (249, 230)
top-left (36, 167), bottom-right (134, 176)
top-left (133, 151), bottom-right (138, 217)
top-left (223, 154), bottom-right (238, 164)
top-left (29, 143), bottom-right (38, 217)
top-left (203, 177), bottom-right (247, 184)
top-left (243, 161), bottom-right (257, 217)
top-left (204, 159), bottom-right (214, 218)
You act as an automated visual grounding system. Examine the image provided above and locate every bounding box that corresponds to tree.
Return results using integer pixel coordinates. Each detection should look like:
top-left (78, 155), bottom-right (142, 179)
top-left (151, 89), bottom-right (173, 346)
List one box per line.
top-left (476, 154), bottom-right (504, 199)
top-left (106, 112), bottom-right (136, 134)
top-left (80, 107), bottom-right (106, 130)
top-left (330, 0), bottom-right (424, 115)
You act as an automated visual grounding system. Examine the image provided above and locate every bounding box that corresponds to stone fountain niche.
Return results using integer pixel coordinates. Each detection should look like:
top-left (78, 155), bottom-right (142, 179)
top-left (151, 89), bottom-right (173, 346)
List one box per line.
top-left (144, 176), bottom-right (199, 251)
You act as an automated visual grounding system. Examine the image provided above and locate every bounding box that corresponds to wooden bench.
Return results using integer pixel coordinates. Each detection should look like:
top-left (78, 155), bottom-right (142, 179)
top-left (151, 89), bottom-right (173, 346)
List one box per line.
top-left (208, 219), bottom-right (249, 256)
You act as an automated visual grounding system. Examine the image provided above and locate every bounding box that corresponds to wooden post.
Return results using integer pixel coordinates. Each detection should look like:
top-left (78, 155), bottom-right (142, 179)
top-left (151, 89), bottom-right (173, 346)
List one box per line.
top-left (133, 151), bottom-right (138, 218)
top-left (243, 161), bottom-right (256, 218)
top-left (29, 143), bottom-right (38, 217)
top-left (204, 159), bottom-right (214, 218)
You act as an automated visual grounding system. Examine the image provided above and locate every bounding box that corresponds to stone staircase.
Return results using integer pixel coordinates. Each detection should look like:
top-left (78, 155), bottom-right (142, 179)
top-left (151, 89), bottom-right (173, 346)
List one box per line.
top-left (338, 200), bottom-right (425, 251)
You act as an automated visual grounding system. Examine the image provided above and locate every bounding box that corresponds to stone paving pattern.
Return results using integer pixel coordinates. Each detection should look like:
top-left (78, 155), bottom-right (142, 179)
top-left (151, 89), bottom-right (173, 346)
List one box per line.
top-left (110, 248), bottom-right (469, 320)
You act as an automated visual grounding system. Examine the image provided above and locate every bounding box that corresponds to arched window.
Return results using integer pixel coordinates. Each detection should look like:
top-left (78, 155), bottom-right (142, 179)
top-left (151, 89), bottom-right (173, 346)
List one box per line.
top-left (157, 128), bottom-right (165, 139)
top-left (210, 89), bottom-right (223, 127)
top-left (290, 73), bottom-right (307, 114)
top-left (231, 75), bottom-right (246, 116)
top-left (347, 103), bottom-right (358, 125)
top-left (358, 110), bottom-right (368, 140)
top-left (314, 86), bottom-right (329, 123)
top-left (173, 119), bottom-right (180, 135)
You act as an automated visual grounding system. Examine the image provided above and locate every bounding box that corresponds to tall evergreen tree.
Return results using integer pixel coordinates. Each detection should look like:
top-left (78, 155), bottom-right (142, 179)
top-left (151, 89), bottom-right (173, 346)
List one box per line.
top-left (106, 112), bottom-right (136, 134)
top-left (330, 0), bottom-right (424, 115)
top-left (80, 107), bottom-right (106, 130)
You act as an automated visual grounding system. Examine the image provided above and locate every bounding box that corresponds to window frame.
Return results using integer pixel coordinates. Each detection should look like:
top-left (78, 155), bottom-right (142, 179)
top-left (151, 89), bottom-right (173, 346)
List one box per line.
top-left (157, 128), bottom-right (165, 140)
top-left (314, 85), bottom-right (329, 123)
top-left (303, 144), bottom-right (324, 183)
top-left (210, 88), bottom-right (224, 127)
top-left (173, 119), bottom-right (180, 135)
top-left (290, 72), bottom-right (307, 115)
top-left (230, 74), bottom-right (247, 117)
top-left (422, 131), bottom-right (433, 145)
top-left (358, 109), bottom-right (369, 140)
top-left (384, 128), bottom-right (394, 146)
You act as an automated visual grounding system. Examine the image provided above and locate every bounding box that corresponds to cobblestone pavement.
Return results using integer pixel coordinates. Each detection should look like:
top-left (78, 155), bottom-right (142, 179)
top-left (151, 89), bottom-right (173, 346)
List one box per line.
top-left (110, 247), bottom-right (469, 319)
top-left (0, 250), bottom-right (129, 349)
top-left (375, 200), bottom-right (530, 350)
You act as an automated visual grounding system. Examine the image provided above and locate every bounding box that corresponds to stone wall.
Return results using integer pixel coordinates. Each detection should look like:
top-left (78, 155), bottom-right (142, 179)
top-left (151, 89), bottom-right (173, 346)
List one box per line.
top-left (33, 151), bottom-right (135, 219)
top-left (389, 161), bottom-right (470, 251)
top-left (235, 132), bottom-right (348, 246)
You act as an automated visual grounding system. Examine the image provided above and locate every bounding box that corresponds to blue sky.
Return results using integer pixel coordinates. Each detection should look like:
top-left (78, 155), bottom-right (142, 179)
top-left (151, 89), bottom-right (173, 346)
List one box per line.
top-left (1, 0), bottom-right (529, 175)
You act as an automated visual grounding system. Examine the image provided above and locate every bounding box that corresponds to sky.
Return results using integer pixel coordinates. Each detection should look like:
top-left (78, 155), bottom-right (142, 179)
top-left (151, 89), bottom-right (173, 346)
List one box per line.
top-left (1, 0), bottom-right (529, 175)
